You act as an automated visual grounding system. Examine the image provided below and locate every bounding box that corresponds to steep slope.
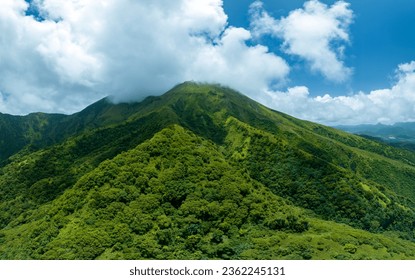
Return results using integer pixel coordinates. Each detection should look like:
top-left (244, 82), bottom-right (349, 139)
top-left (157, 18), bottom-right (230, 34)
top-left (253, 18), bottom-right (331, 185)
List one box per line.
top-left (0, 82), bottom-right (415, 259)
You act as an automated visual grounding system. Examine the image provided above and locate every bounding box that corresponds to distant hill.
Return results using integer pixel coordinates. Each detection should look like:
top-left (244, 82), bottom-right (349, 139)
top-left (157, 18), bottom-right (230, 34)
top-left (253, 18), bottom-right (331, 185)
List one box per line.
top-left (1, 82), bottom-right (415, 259)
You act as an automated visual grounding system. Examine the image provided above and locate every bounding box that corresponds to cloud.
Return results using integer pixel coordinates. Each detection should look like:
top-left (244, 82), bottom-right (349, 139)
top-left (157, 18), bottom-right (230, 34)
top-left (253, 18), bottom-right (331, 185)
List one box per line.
top-left (188, 27), bottom-right (289, 96)
top-left (0, 0), bottom-right (289, 114)
top-left (250, 0), bottom-right (353, 82)
top-left (0, 0), bottom-right (102, 114)
top-left (263, 61), bottom-right (415, 125)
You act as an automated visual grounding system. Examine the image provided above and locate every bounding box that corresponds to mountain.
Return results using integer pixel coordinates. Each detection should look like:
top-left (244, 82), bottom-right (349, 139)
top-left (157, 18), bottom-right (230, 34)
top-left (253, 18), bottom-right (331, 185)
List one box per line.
top-left (1, 82), bottom-right (415, 259)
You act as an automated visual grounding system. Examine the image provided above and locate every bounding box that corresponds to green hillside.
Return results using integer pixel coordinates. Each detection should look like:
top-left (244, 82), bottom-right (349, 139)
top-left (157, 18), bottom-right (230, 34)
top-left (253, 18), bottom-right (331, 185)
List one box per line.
top-left (0, 82), bottom-right (414, 259)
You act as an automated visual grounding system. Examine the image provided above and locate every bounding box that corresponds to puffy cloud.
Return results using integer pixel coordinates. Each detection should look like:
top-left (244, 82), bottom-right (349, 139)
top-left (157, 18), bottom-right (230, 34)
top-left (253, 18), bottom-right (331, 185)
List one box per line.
top-left (189, 27), bottom-right (289, 96)
top-left (250, 0), bottom-right (353, 82)
top-left (0, 0), bottom-right (289, 114)
top-left (263, 61), bottom-right (415, 125)
top-left (0, 0), bottom-right (102, 114)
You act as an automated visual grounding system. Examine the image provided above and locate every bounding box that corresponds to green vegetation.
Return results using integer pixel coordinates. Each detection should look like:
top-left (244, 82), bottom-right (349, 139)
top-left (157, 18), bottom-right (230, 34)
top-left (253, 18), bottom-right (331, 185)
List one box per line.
top-left (0, 82), bottom-right (414, 259)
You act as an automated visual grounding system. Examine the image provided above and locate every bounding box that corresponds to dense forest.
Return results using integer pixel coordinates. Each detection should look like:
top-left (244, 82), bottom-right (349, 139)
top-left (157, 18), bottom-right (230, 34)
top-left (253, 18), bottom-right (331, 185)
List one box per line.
top-left (0, 82), bottom-right (414, 259)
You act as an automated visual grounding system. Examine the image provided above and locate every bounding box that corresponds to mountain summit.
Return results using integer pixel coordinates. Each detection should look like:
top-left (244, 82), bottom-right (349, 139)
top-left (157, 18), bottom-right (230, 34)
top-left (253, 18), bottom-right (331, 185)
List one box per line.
top-left (1, 82), bottom-right (415, 259)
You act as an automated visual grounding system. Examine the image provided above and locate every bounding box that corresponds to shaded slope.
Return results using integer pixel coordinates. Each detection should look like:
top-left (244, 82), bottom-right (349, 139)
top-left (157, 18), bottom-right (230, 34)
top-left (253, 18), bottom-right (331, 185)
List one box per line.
top-left (0, 112), bottom-right (65, 163)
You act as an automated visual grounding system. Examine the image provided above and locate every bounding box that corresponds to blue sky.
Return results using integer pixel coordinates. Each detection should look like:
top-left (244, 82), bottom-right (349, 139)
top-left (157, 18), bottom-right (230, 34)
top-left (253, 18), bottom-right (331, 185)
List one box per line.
top-left (223, 0), bottom-right (415, 95)
top-left (1, 0), bottom-right (415, 125)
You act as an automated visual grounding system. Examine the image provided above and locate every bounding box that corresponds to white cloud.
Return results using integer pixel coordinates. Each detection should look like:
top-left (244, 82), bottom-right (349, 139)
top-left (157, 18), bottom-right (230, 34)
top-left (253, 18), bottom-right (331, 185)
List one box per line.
top-left (0, 0), bottom-right (289, 114)
top-left (250, 0), bottom-right (353, 82)
top-left (0, 0), bottom-right (102, 114)
top-left (188, 27), bottom-right (289, 96)
top-left (263, 61), bottom-right (415, 125)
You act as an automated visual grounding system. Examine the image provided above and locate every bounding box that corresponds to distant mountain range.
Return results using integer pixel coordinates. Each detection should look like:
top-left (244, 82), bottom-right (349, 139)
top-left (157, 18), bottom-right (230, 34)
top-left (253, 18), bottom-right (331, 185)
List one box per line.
top-left (0, 82), bottom-right (414, 259)
top-left (335, 123), bottom-right (415, 151)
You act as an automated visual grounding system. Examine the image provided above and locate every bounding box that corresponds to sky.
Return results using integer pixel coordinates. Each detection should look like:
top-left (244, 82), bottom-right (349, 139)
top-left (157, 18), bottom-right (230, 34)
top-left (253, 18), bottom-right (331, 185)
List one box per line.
top-left (0, 0), bottom-right (415, 125)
